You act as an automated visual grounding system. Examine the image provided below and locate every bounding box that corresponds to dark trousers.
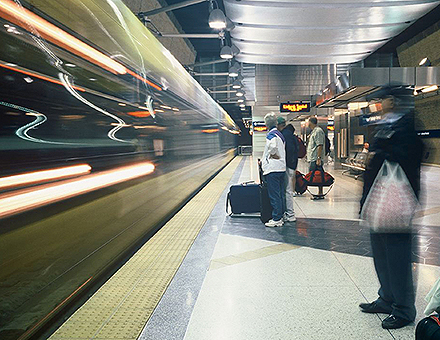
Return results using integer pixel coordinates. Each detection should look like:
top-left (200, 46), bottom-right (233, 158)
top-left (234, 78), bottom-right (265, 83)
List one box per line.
top-left (370, 232), bottom-right (416, 321)
top-left (265, 172), bottom-right (285, 221)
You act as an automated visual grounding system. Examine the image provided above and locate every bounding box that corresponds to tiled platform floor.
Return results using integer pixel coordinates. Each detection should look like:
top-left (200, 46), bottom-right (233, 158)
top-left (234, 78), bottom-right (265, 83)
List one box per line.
top-left (140, 156), bottom-right (440, 340)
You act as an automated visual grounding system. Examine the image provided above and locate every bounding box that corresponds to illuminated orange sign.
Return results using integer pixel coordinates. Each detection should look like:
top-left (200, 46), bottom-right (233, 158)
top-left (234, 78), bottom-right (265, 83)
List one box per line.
top-left (201, 128), bottom-right (219, 134)
top-left (280, 102), bottom-right (310, 113)
top-left (253, 121), bottom-right (267, 132)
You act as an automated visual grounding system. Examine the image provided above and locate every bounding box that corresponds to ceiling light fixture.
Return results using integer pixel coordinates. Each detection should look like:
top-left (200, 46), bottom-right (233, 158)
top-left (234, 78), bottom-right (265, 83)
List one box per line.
top-left (208, 9), bottom-right (226, 30)
top-left (232, 80), bottom-right (241, 89)
top-left (220, 45), bottom-right (233, 59)
top-left (239, 103), bottom-right (245, 108)
top-left (228, 62), bottom-right (240, 77)
top-left (237, 98), bottom-right (244, 103)
top-left (419, 57), bottom-right (431, 67)
top-left (229, 67), bottom-right (239, 77)
top-left (235, 90), bottom-right (244, 97)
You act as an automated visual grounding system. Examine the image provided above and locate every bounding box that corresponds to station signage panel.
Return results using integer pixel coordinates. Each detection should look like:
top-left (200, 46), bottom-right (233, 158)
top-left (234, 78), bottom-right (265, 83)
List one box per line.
top-left (253, 121), bottom-right (267, 132)
top-left (280, 102), bottom-right (311, 113)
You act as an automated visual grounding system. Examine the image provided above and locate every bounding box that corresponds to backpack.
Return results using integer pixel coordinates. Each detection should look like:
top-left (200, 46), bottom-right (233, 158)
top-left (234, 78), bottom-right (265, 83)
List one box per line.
top-left (295, 171), bottom-right (307, 195)
top-left (296, 136), bottom-right (306, 159)
top-left (416, 315), bottom-right (440, 340)
top-left (325, 135), bottom-right (331, 156)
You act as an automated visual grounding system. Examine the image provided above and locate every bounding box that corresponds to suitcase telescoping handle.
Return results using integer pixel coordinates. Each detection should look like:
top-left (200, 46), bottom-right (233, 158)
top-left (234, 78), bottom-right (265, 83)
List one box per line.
top-left (241, 181), bottom-right (255, 185)
top-left (226, 192), bottom-right (232, 215)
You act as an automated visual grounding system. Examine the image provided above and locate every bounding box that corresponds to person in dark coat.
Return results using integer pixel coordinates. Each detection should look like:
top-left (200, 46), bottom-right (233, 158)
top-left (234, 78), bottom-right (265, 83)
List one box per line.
top-left (359, 86), bottom-right (424, 329)
top-left (277, 117), bottom-right (298, 222)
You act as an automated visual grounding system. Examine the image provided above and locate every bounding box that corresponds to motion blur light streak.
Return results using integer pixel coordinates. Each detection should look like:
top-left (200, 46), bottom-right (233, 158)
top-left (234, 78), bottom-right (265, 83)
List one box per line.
top-left (0, 0), bottom-right (127, 75)
top-left (126, 111), bottom-right (151, 118)
top-left (59, 73), bottom-right (131, 143)
top-left (0, 162), bottom-right (155, 219)
top-left (126, 69), bottom-right (162, 91)
top-left (0, 164), bottom-right (92, 189)
top-left (0, 62), bottom-right (86, 91)
top-left (15, 112), bottom-right (47, 143)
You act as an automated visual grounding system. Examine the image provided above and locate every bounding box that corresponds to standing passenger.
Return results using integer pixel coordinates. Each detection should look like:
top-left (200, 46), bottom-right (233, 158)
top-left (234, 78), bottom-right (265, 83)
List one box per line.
top-left (262, 113), bottom-right (286, 228)
top-left (359, 87), bottom-right (423, 329)
top-left (306, 117), bottom-right (326, 199)
top-left (277, 116), bottom-right (297, 222)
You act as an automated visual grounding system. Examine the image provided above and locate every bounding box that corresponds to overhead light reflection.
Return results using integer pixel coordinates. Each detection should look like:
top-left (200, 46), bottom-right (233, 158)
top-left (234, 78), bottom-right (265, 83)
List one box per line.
top-left (0, 162), bottom-right (155, 218)
top-left (0, 164), bottom-right (91, 190)
top-left (421, 85), bottom-right (438, 93)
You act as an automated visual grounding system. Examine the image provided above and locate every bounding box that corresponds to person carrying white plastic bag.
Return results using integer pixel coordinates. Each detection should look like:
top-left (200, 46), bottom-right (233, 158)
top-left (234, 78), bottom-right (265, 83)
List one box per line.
top-left (358, 86), bottom-right (423, 330)
top-left (360, 160), bottom-right (419, 232)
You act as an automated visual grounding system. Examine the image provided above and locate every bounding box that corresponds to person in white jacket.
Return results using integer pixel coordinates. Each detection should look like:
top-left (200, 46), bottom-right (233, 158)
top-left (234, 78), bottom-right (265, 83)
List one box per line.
top-left (262, 113), bottom-right (286, 227)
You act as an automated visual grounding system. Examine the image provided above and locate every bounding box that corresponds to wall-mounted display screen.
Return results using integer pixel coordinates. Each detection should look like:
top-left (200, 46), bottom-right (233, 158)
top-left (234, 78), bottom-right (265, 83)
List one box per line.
top-left (280, 102), bottom-right (311, 113)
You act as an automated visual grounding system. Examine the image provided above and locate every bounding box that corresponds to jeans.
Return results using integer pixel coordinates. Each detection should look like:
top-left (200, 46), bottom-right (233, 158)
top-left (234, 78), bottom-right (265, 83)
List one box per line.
top-left (266, 172), bottom-right (285, 221)
top-left (284, 168), bottom-right (295, 218)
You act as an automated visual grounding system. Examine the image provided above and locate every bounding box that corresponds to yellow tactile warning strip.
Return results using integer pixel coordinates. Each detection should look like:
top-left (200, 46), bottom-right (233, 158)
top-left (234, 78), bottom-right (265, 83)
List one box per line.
top-left (209, 243), bottom-right (301, 271)
top-left (49, 157), bottom-right (242, 340)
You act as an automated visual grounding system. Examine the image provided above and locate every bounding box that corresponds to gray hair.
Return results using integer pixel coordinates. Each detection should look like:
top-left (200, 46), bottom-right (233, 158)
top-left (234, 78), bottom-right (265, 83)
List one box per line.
top-left (264, 113), bottom-right (277, 130)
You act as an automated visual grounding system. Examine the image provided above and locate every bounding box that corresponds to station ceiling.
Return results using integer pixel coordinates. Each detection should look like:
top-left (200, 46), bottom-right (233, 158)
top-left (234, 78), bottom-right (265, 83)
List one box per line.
top-left (224, 0), bottom-right (440, 65)
top-left (166, 0), bottom-right (440, 65)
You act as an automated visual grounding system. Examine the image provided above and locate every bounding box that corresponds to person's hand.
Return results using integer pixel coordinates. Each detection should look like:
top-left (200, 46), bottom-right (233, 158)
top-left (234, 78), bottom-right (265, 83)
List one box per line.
top-left (316, 158), bottom-right (322, 166)
top-left (271, 154), bottom-right (280, 159)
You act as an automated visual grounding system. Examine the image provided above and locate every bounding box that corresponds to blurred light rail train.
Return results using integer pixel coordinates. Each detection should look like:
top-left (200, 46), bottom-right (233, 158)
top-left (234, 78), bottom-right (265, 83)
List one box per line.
top-left (0, 0), bottom-right (238, 338)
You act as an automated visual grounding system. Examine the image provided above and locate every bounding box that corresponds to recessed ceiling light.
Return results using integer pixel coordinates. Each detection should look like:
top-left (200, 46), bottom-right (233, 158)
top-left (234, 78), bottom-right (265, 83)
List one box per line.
top-left (65, 63), bottom-right (76, 67)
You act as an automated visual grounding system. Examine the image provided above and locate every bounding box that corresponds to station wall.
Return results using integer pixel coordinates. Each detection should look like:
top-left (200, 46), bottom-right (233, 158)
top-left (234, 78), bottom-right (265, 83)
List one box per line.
top-left (397, 19), bottom-right (440, 165)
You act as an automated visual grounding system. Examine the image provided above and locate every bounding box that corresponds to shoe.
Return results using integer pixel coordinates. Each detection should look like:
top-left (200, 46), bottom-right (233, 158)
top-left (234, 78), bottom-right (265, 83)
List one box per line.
top-left (283, 215), bottom-right (297, 222)
top-left (381, 315), bottom-right (412, 329)
top-left (310, 195), bottom-right (325, 200)
top-left (359, 301), bottom-right (392, 314)
top-left (265, 219), bottom-right (284, 227)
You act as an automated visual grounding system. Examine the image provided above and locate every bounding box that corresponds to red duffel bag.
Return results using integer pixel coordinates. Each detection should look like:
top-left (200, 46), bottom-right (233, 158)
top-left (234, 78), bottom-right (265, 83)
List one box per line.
top-left (305, 166), bottom-right (334, 187)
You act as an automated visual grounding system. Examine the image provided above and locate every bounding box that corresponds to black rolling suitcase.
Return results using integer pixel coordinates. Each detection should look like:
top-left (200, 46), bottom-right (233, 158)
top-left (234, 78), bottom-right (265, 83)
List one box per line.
top-left (227, 181), bottom-right (260, 215)
top-left (416, 315), bottom-right (440, 340)
top-left (258, 159), bottom-right (273, 223)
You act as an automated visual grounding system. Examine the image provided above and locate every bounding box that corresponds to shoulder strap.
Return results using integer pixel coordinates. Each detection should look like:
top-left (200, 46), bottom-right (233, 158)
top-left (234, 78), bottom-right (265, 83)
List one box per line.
top-left (430, 315), bottom-right (440, 327)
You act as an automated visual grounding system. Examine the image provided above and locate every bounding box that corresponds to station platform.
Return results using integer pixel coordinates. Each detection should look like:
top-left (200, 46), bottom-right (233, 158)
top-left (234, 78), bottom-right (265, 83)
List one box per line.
top-left (49, 156), bottom-right (440, 340)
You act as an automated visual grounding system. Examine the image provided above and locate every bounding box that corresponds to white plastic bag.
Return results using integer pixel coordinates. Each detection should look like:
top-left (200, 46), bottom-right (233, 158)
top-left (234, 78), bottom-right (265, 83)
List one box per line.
top-left (360, 160), bottom-right (419, 232)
